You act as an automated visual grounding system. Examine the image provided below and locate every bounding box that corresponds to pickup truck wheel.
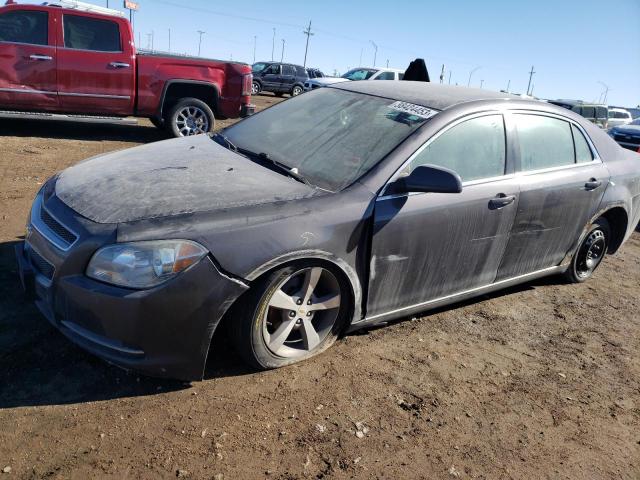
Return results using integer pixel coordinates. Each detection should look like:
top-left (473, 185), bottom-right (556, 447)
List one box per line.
top-left (291, 85), bottom-right (303, 96)
top-left (166, 98), bottom-right (215, 137)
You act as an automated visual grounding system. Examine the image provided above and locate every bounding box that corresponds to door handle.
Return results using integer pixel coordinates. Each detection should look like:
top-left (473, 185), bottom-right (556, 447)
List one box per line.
top-left (584, 178), bottom-right (602, 191)
top-left (29, 54), bottom-right (53, 61)
top-left (489, 193), bottom-right (516, 209)
top-left (109, 62), bottom-right (131, 69)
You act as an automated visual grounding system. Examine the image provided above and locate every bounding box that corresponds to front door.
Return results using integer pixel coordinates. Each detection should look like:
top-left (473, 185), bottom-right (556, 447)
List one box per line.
top-left (0, 8), bottom-right (57, 110)
top-left (56, 13), bottom-right (134, 115)
top-left (496, 113), bottom-right (609, 279)
top-left (260, 63), bottom-right (282, 92)
top-left (367, 113), bottom-right (519, 317)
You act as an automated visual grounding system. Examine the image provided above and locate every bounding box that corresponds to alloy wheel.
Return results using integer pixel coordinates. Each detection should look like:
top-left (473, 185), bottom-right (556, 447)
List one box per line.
top-left (262, 266), bottom-right (341, 358)
top-left (175, 106), bottom-right (209, 136)
top-left (292, 86), bottom-right (303, 96)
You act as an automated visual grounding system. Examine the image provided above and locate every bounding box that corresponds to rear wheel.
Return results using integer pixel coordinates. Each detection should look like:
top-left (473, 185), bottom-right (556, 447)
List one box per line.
top-left (165, 97), bottom-right (215, 138)
top-left (565, 218), bottom-right (610, 283)
top-left (230, 262), bottom-right (351, 369)
top-left (291, 85), bottom-right (303, 96)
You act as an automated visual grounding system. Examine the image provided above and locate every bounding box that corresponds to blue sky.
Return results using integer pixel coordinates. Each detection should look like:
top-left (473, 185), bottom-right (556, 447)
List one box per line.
top-left (57, 0), bottom-right (640, 105)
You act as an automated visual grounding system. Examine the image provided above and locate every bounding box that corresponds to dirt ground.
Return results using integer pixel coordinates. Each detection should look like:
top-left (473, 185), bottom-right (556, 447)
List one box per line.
top-left (1, 94), bottom-right (639, 479)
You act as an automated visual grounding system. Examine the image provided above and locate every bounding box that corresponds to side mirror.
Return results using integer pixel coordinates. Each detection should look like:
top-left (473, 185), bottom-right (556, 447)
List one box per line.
top-left (399, 165), bottom-right (463, 194)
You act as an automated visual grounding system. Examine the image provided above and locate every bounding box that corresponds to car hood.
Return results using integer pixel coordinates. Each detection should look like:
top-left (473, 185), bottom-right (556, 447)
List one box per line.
top-left (55, 135), bottom-right (318, 224)
top-left (307, 77), bottom-right (350, 86)
top-left (612, 124), bottom-right (640, 135)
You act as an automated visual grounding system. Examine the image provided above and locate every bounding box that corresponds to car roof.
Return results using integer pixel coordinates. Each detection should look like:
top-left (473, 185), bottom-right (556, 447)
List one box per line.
top-left (550, 99), bottom-right (607, 107)
top-left (329, 81), bottom-right (519, 111)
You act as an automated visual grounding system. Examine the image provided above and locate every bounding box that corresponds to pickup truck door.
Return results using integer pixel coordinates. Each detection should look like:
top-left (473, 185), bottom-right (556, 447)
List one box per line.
top-left (0, 7), bottom-right (57, 109)
top-left (56, 12), bottom-right (135, 115)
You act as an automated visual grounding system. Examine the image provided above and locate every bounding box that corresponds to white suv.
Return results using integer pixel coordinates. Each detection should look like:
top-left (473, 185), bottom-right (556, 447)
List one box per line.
top-left (608, 108), bottom-right (633, 128)
top-left (304, 67), bottom-right (404, 91)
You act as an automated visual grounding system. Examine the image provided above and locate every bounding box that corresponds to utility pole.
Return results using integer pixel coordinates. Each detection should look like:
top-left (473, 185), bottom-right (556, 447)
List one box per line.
top-left (386, 59), bottom-right (389, 68)
top-left (526, 65), bottom-right (535, 96)
top-left (370, 40), bottom-right (378, 67)
top-left (168, 28), bottom-right (171, 53)
top-left (271, 28), bottom-right (276, 61)
top-left (467, 66), bottom-right (480, 87)
top-left (253, 35), bottom-right (257, 63)
top-left (439, 64), bottom-right (446, 84)
top-left (302, 20), bottom-right (314, 68)
top-left (448, 71), bottom-right (452, 84)
top-left (506, 79), bottom-right (510, 93)
top-left (197, 30), bottom-right (205, 57)
top-left (138, 32), bottom-right (141, 49)
top-left (597, 81), bottom-right (610, 104)
top-left (280, 38), bottom-right (285, 62)
top-left (480, 79), bottom-right (484, 89)
top-left (359, 48), bottom-right (363, 67)
top-left (146, 33), bottom-right (152, 50)
top-left (151, 30), bottom-right (154, 51)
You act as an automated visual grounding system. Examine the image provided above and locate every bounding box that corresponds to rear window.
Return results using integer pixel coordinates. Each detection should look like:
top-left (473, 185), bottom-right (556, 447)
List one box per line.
top-left (0, 10), bottom-right (48, 45)
top-left (572, 124), bottom-right (593, 163)
top-left (64, 14), bottom-right (121, 52)
top-left (515, 114), bottom-right (575, 171)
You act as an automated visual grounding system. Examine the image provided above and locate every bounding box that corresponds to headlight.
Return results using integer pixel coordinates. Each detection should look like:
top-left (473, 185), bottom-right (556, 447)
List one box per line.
top-left (86, 240), bottom-right (208, 289)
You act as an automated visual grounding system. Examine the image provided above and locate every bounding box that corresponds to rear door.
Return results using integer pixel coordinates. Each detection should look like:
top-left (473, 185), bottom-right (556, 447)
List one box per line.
top-left (279, 64), bottom-right (296, 92)
top-left (496, 113), bottom-right (609, 280)
top-left (0, 7), bottom-right (57, 109)
top-left (367, 113), bottom-right (520, 317)
top-left (56, 12), bottom-right (134, 115)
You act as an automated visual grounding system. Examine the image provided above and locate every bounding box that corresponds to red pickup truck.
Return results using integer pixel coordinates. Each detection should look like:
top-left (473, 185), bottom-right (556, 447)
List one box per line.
top-left (0, 1), bottom-right (254, 136)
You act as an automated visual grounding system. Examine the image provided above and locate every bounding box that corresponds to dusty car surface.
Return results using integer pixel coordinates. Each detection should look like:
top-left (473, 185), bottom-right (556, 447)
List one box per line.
top-left (16, 82), bottom-right (640, 380)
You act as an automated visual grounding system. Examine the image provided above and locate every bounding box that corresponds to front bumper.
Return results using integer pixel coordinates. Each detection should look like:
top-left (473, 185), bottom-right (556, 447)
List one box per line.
top-left (17, 191), bottom-right (248, 380)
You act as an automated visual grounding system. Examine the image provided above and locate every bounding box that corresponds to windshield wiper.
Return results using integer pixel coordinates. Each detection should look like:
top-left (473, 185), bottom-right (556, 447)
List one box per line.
top-left (212, 132), bottom-right (238, 152)
top-left (237, 148), bottom-right (314, 187)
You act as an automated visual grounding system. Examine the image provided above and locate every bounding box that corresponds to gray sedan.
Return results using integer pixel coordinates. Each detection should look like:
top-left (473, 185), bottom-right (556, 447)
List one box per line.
top-left (16, 82), bottom-right (640, 380)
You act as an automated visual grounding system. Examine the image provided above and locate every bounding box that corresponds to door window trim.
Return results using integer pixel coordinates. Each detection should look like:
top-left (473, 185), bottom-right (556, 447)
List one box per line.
top-left (379, 111), bottom-right (509, 200)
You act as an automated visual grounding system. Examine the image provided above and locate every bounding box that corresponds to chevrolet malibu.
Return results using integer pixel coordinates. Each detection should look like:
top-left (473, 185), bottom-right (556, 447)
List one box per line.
top-left (16, 82), bottom-right (640, 380)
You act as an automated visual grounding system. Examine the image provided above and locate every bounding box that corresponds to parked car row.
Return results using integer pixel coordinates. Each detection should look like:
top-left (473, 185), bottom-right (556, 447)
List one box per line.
top-left (609, 118), bottom-right (640, 152)
top-left (304, 67), bottom-right (404, 91)
top-left (251, 61), bottom-right (326, 97)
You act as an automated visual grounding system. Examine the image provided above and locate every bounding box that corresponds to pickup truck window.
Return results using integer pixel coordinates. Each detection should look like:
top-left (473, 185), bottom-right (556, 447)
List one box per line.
top-left (63, 14), bottom-right (121, 52)
top-left (0, 10), bottom-right (48, 46)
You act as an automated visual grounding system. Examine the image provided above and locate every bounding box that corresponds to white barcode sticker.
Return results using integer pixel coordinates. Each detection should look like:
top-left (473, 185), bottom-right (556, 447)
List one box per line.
top-left (388, 101), bottom-right (438, 119)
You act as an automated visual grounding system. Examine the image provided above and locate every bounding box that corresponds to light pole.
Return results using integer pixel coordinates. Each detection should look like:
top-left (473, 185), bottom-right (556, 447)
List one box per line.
top-left (359, 48), bottom-right (363, 67)
top-left (597, 81), bottom-right (610, 104)
top-left (370, 40), bottom-right (378, 67)
top-left (168, 28), bottom-right (171, 53)
top-left (467, 66), bottom-right (480, 87)
top-left (280, 38), bottom-right (285, 62)
top-left (480, 79), bottom-right (484, 89)
top-left (448, 71), bottom-right (452, 84)
top-left (253, 35), bottom-right (257, 63)
top-left (271, 28), bottom-right (275, 61)
top-left (197, 30), bottom-right (206, 57)
top-left (526, 65), bottom-right (536, 96)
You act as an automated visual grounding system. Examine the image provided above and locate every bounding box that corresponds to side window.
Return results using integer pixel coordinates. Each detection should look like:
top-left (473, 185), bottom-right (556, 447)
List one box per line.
top-left (515, 114), bottom-right (574, 171)
top-left (398, 73), bottom-right (404, 80)
top-left (64, 14), bottom-right (121, 52)
top-left (264, 64), bottom-right (280, 75)
top-left (572, 124), bottom-right (593, 163)
top-left (581, 106), bottom-right (595, 119)
top-left (410, 115), bottom-right (506, 182)
top-left (282, 65), bottom-right (296, 76)
top-left (296, 66), bottom-right (307, 77)
top-left (0, 10), bottom-right (48, 45)
top-left (374, 71), bottom-right (395, 80)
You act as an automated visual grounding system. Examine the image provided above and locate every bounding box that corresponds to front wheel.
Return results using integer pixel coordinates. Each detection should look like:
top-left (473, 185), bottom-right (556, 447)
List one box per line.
top-left (251, 81), bottom-right (261, 95)
top-left (166, 97), bottom-right (215, 138)
top-left (565, 218), bottom-right (610, 283)
top-left (230, 263), bottom-right (351, 369)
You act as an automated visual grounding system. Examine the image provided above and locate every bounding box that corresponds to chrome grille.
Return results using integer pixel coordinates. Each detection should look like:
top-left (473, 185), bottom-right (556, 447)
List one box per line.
top-left (29, 247), bottom-right (55, 279)
top-left (40, 206), bottom-right (78, 246)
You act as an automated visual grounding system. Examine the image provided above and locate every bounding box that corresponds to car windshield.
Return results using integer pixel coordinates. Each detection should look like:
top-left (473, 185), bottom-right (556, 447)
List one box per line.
top-left (341, 68), bottom-right (377, 80)
top-left (252, 62), bottom-right (268, 73)
top-left (222, 88), bottom-right (432, 191)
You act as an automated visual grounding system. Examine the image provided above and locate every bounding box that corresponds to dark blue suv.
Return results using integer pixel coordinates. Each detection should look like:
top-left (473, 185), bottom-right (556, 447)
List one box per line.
top-left (251, 62), bottom-right (309, 97)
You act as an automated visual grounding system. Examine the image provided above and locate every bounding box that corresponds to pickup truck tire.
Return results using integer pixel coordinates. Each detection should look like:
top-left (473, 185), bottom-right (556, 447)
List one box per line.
top-left (166, 97), bottom-right (215, 137)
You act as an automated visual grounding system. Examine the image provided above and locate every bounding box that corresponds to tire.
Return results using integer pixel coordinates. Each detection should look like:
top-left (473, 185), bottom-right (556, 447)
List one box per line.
top-left (165, 97), bottom-right (215, 138)
top-left (564, 217), bottom-right (610, 283)
top-left (251, 81), bottom-right (261, 95)
top-left (291, 85), bottom-right (303, 96)
top-left (230, 261), bottom-right (352, 370)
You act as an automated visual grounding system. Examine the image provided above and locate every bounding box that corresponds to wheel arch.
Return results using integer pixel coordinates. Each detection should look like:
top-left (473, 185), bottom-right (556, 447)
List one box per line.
top-left (159, 80), bottom-right (220, 119)
top-left (599, 206), bottom-right (629, 254)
